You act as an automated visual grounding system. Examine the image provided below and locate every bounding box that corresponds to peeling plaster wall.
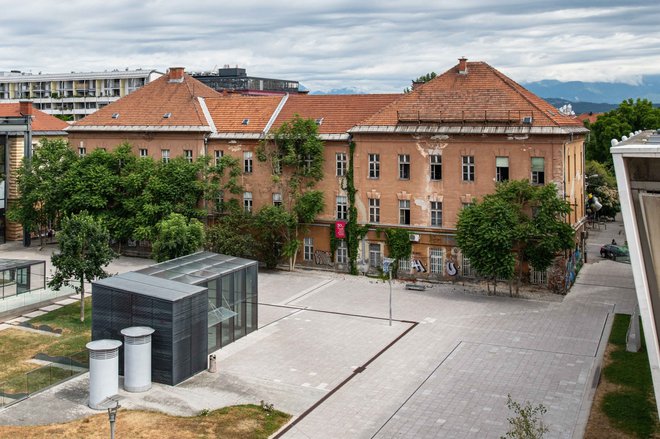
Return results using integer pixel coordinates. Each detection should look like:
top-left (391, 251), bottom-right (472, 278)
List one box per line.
top-left (351, 132), bottom-right (586, 230)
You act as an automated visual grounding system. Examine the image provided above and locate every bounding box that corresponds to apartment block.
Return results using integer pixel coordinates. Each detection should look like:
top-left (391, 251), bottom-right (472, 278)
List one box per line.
top-left (0, 69), bottom-right (162, 121)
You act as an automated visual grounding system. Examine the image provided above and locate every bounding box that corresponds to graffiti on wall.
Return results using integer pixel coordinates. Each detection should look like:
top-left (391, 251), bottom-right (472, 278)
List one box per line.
top-left (314, 250), bottom-right (333, 266)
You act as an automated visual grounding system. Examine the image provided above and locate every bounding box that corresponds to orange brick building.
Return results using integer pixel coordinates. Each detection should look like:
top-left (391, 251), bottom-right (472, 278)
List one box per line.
top-left (66, 60), bottom-right (588, 280)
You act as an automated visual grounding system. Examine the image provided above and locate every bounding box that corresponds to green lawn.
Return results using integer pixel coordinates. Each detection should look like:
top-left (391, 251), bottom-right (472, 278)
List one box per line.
top-left (600, 314), bottom-right (659, 438)
top-left (0, 298), bottom-right (91, 396)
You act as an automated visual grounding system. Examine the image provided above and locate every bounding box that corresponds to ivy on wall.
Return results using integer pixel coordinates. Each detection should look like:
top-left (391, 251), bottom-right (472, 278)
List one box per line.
top-left (344, 140), bottom-right (370, 275)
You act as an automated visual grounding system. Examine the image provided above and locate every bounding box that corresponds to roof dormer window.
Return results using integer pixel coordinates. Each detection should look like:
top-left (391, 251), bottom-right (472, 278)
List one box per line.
top-left (242, 118), bottom-right (249, 125)
top-left (112, 113), bottom-right (119, 119)
top-left (315, 117), bottom-right (324, 125)
top-left (163, 112), bottom-right (172, 119)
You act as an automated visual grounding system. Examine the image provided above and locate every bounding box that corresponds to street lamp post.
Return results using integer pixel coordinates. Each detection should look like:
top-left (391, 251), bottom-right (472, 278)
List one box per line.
top-left (383, 258), bottom-right (394, 326)
top-left (108, 401), bottom-right (120, 439)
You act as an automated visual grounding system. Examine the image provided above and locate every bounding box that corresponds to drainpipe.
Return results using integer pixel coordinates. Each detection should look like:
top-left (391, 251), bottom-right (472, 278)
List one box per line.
top-left (203, 134), bottom-right (209, 226)
top-left (22, 110), bottom-right (32, 247)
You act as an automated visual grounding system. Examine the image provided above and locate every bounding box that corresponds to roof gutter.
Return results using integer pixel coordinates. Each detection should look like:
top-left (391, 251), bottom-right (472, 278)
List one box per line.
top-left (263, 93), bottom-right (289, 136)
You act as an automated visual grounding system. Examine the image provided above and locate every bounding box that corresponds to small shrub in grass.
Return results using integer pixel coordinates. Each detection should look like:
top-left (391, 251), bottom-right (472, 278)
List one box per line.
top-left (601, 391), bottom-right (655, 438)
top-left (501, 394), bottom-right (549, 439)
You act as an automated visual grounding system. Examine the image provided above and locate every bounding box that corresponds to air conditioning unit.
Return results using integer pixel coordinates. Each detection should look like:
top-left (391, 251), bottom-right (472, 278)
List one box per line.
top-left (409, 234), bottom-right (420, 242)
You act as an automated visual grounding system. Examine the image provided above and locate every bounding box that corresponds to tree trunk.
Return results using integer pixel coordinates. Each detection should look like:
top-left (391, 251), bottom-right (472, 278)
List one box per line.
top-left (493, 278), bottom-right (497, 295)
top-left (80, 278), bottom-right (85, 322)
top-left (516, 253), bottom-right (524, 296)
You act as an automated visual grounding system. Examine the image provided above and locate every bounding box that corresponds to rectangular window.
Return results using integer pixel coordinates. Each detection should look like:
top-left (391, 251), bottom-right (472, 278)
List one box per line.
top-left (430, 248), bottom-right (443, 274)
top-left (430, 154), bottom-right (442, 180)
top-left (216, 190), bottom-right (224, 213)
top-left (215, 150), bottom-right (224, 165)
top-left (336, 195), bottom-right (348, 220)
top-left (430, 201), bottom-right (442, 227)
top-left (398, 258), bottom-right (411, 273)
top-left (273, 193), bottom-right (282, 207)
top-left (161, 149), bottom-right (170, 164)
top-left (243, 191), bottom-right (252, 212)
top-left (531, 157), bottom-right (545, 185)
top-left (462, 156), bottom-right (474, 181)
top-left (462, 254), bottom-right (474, 277)
top-left (303, 154), bottom-right (313, 172)
top-left (244, 151), bottom-right (253, 173)
top-left (399, 154), bottom-right (410, 179)
top-left (78, 147), bottom-right (86, 157)
top-left (304, 237), bottom-right (313, 261)
top-left (139, 148), bottom-right (148, 158)
top-left (369, 243), bottom-right (381, 268)
top-left (496, 156), bottom-right (509, 182)
top-left (184, 149), bottom-right (193, 163)
top-left (399, 199), bottom-right (410, 225)
top-left (368, 153), bottom-right (380, 179)
top-left (369, 198), bottom-right (380, 223)
top-left (336, 152), bottom-right (347, 177)
top-left (336, 241), bottom-right (348, 264)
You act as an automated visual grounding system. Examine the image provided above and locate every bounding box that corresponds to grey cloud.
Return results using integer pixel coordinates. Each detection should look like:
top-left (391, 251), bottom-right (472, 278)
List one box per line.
top-left (1, 1), bottom-right (660, 92)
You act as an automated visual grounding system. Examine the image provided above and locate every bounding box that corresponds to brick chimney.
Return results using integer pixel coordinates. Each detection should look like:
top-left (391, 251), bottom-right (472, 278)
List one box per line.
top-left (458, 57), bottom-right (468, 75)
top-left (411, 80), bottom-right (424, 91)
top-left (19, 100), bottom-right (33, 117)
top-left (168, 67), bottom-right (185, 83)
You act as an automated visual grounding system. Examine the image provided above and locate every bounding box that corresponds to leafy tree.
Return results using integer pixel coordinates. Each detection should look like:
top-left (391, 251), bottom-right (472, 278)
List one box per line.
top-left (205, 203), bottom-right (257, 260)
top-left (200, 154), bottom-right (243, 217)
top-left (585, 160), bottom-right (620, 219)
top-left (8, 138), bottom-right (76, 246)
top-left (457, 180), bottom-right (575, 295)
top-left (151, 213), bottom-right (205, 262)
top-left (384, 228), bottom-right (412, 277)
top-left (257, 115), bottom-right (325, 270)
top-left (456, 197), bottom-right (517, 294)
top-left (132, 156), bottom-right (205, 241)
top-left (254, 205), bottom-right (297, 268)
top-left (49, 212), bottom-right (116, 322)
top-left (585, 98), bottom-right (660, 166)
top-left (404, 71), bottom-right (437, 93)
top-left (60, 148), bottom-right (119, 217)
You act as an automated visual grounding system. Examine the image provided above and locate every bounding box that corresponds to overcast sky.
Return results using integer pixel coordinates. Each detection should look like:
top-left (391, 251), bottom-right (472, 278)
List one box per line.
top-left (2, 1), bottom-right (659, 93)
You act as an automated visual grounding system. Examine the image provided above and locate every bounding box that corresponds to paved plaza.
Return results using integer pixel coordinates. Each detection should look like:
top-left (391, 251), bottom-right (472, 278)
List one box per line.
top-left (0, 219), bottom-right (637, 438)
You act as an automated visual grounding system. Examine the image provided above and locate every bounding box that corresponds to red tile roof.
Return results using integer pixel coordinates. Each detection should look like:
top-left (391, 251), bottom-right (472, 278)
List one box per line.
top-left (274, 94), bottom-right (401, 134)
top-left (71, 70), bottom-right (221, 128)
top-left (206, 95), bottom-right (284, 132)
top-left (577, 112), bottom-right (602, 124)
top-left (360, 61), bottom-right (584, 128)
top-left (0, 103), bottom-right (69, 132)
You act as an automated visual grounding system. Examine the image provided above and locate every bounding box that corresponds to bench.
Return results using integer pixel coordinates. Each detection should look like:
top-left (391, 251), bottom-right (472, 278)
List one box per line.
top-left (405, 284), bottom-right (426, 291)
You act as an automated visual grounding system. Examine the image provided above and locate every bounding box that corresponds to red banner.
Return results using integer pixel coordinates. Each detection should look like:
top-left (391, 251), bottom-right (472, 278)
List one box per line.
top-left (335, 221), bottom-right (347, 239)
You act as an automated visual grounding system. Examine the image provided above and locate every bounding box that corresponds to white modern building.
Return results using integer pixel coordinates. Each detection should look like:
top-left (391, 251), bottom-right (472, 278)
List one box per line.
top-left (0, 69), bottom-right (162, 120)
top-left (611, 129), bottom-right (660, 408)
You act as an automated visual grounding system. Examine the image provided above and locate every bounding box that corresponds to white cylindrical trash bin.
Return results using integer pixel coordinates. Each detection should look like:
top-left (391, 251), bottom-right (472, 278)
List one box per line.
top-left (86, 339), bottom-right (122, 410)
top-left (121, 326), bottom-right (155, 392)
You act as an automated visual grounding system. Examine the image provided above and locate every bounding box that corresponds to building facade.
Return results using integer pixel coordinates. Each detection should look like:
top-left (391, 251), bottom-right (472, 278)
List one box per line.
top-left (192, 66), bottom-right (301, 96)
top-left (611, 130), bottom-right (660, 409)
top-left (66, 61), bottom-right (588, 281)
top-left (0, 69), bottom-right (161, 120)
top-left (1, 101), bottom-right (69, 243)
